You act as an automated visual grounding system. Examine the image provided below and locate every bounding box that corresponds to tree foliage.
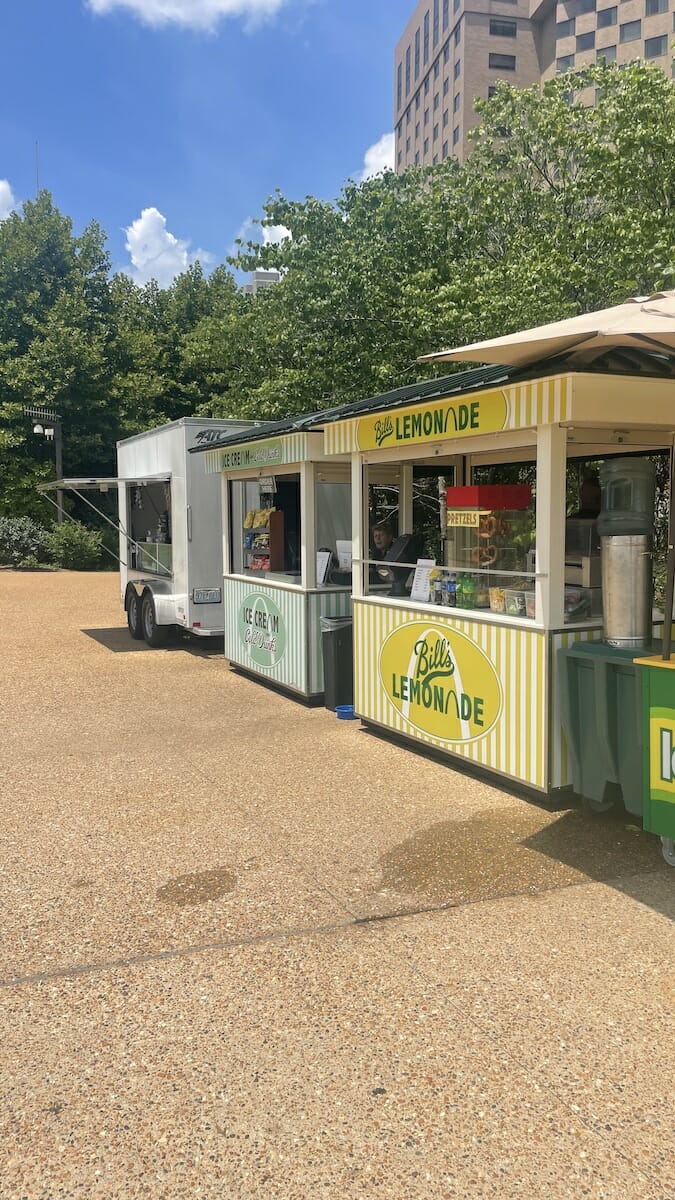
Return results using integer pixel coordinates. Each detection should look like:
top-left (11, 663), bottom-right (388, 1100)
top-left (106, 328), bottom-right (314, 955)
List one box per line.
top-left (1, 61), bottom-right (674, 518)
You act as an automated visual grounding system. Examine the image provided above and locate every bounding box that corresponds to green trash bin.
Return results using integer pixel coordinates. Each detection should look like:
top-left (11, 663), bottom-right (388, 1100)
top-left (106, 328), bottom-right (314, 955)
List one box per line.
top-left (638, 655), bottom-right (675, 863)
top-left (557, 642), bottom-right (644, 815)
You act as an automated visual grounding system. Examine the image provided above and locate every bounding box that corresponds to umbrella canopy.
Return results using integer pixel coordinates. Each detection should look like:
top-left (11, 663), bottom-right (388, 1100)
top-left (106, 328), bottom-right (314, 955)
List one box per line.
top-left (418, 291), bottom-right (675, 369)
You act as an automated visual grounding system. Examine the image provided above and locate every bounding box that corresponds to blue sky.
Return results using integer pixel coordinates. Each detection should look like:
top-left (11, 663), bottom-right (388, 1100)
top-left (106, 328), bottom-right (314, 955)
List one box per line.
top-left (0, 0), bottom-right (414, 286)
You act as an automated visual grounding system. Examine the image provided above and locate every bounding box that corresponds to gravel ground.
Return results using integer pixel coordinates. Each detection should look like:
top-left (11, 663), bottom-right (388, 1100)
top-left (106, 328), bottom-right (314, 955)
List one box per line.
top-left (1, 570), bottom-right (674, 1199)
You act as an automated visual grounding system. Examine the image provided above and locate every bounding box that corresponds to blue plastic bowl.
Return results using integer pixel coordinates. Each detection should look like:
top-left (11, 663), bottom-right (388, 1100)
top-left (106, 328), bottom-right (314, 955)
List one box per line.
top-left (336, 704), bottom-right (356, 720)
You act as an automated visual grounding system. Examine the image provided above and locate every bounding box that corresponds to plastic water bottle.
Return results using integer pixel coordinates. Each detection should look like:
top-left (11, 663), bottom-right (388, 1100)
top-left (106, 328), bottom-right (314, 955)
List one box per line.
top-left (446, 573), bottom-right (457, 606)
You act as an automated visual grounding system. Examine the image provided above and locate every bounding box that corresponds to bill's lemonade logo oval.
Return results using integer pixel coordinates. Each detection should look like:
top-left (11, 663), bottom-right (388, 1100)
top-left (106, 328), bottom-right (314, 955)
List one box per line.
top-left (238, 592), bottom-right (287, 668)
top-left (379, 622), bottom-right (502, 743)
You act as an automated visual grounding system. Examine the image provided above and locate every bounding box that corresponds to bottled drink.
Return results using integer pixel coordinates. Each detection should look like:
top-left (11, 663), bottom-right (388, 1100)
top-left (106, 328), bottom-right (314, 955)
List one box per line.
top-left (446, 573), bottom-right (457, 606)
top-left (461, 574), bottom-right (476, 609)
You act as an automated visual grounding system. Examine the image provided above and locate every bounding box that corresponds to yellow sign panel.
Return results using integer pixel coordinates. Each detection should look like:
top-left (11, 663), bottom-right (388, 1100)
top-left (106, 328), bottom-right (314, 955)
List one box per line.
top-left (447, 510), bottom-right (481, 528)
top-left (649, 711), bottom-right (675, 802)
top-left (356, 390), bottom-right (508, 452)
top-left (379, 621), bottom-right (503, 743)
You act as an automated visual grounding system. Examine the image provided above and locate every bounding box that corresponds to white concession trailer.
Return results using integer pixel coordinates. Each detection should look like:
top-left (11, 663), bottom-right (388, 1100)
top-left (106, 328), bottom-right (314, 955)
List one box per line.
top-left (42, 417), bottom-right (262, 646)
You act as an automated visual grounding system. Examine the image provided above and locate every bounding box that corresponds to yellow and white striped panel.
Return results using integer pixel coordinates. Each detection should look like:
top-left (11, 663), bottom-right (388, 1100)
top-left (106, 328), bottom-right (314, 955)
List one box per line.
top-left (354, 601), bottom-right (549, 791)
top-left (504, 375), bottom-right (571, 430)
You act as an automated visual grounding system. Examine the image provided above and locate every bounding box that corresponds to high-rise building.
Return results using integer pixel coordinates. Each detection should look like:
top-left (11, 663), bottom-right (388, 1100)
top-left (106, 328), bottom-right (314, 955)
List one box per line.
top-left (394, 0), bottom-right (674, 170)
top-left (243, 269), bottom-right (281, 296)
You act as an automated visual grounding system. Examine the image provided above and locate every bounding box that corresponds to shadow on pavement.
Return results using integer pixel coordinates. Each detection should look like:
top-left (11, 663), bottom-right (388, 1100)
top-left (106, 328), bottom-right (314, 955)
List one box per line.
top-left (82, 628), bottom-right (225, 657)
top-left (373, 804), bottom-right (673, 921)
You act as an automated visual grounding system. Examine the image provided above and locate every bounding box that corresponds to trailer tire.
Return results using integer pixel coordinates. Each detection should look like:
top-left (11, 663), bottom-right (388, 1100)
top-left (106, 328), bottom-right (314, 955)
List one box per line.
top-left (126, 588), bottom-right (144, 640)
top-left (141, 591), bottom-right (170, 648)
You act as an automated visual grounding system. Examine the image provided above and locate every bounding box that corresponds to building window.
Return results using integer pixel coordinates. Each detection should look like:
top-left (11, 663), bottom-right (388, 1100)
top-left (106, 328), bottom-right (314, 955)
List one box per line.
top-left (443, 77), bottom-right (450, 94)
top-left (415, 91), bottom-right (421, 109)
top-left (620, 18), bottom-right (641, 40)
top-left (397, 119), bottom-right (403, 138)
top-left (577, 30), bottom-right (595, 49)
top-left (574, 0), bottom-right (596, 13)
top-left (424, 107), bottom-right (430, 124)
top-left (646, 0), bottom-right (667, 13)
top-left (443, 108), bottom-right (449, 125)
top-left (488, 84), bottom-right (498, 97)
top-left (442, 140), bottom-right (449, 156)
top-left (434, 60), bottom-right (440, 78)
top-left (415, 151), bottom-right (420, 164)
top-left (556, 17), bottom-right (576, 35)
top-left (424, 11), bottom-right (430, 63)
top-left (454, 58), bottom-right (461, 78)
top-left (596, 42), bottom-right (616, 59)
top-left (597, 7), bottom-right (617, 26)
top-left (443, 0), bottom-right (450, 29)
top-left (397, 63), bottom-right (403, 110)
top-left (415, 121), bottom-right (421, 137)
top-left (433, 122), bottom-right (439, 139)
top-left (434, 0), bottom-right (440, 45)
top-left (415, 29), bottom-right (420, 79)
top-left (453, 125), bottom-right (460, 145)
top-left (424, 137), bottom-right (429, 153)
top-left (490, 18), bottom-right (517, 36)
top-left (406, 107), bottom-right (411, 125)
top-left (398, 150), bottom-right (403, 165)
top-left (454, 24), bottom-right (461, 44)
top-left (556, 53), bottom-right (575, 69)
top-left (645, 33), bottom-right (667, 54)
top-left (406, 137), bottom-right (411, 152)
top-left (433, 154), bottom-right (438, 164)
top-left (424, 77), bottom-right (430, 94)
top-left (489, 52), bottom-right (516, 68)
top-left (444, 42), bottom-right (451, 63)
top-left (454, 91), bottom-right (460, 111)
top-left (405, 47), bottom-right (411, 94)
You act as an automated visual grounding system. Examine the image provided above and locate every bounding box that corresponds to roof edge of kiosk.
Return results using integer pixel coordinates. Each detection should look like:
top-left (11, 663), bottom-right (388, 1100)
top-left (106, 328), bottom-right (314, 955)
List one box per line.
top-left (189, 348), bottom-right (675, 463)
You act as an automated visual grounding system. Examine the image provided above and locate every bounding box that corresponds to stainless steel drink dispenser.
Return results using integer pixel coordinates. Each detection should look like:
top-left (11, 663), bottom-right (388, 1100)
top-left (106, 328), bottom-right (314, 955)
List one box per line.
top-left (598, 458), bottom-right (655, 649)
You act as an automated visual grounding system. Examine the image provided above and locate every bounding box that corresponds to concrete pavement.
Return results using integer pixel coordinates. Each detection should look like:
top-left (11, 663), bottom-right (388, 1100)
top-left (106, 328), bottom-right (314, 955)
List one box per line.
top-left (1, 571), bottom-right (673, 1199)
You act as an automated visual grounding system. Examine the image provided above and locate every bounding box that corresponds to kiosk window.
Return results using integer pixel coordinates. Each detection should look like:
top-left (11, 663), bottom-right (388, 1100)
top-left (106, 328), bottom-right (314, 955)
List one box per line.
top-left (231, 474), bottom-right (301, 581)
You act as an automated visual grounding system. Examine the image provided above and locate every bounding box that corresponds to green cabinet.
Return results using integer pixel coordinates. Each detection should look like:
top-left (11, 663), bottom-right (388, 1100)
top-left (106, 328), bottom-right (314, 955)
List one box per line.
top-left (557, 641), bottom-right (644, 816)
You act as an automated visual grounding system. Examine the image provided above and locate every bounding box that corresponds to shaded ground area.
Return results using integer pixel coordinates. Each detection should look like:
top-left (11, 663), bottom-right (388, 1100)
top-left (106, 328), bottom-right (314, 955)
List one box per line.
top-left (0, 571), bottom-right (673, 1200)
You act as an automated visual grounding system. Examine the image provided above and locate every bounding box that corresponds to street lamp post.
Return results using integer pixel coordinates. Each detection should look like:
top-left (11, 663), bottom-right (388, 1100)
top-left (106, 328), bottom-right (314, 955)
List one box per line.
top-left (23, 406), bottom-right (64, 523)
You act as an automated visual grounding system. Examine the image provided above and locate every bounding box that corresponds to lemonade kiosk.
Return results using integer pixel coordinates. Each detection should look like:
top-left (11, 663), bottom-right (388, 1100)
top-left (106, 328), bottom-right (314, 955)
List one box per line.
top-left (321, 361), bottom-right (675, 798)
top-left (191, 417), bottom-right (351, 700)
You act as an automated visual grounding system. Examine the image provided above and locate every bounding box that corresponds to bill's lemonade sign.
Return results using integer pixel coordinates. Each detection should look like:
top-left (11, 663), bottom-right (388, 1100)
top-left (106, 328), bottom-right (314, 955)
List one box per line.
top-left (238, 592), bottom-right (287, 669)
top-left (356, 390), bottom-right (508, 452)
top-left (649, 708), bottom-right (675, 805)
top-left (379, 621), bottom-right (502, 743)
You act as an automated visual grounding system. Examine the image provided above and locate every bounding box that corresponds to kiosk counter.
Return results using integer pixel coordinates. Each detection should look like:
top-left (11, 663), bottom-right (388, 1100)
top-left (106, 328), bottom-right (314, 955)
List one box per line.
top-left (197, 423), bottom-right (352, 700)
top-left (322, 367), bottom-right (675, 797)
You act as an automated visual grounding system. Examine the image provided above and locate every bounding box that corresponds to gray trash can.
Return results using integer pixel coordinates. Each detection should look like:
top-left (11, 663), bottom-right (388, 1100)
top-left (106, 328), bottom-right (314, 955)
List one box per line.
top-left (320, 617), bottom-right (353, 711)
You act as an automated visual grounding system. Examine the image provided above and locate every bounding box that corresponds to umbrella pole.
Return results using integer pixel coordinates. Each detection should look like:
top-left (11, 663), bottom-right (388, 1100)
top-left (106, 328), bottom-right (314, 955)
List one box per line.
top-left (663, 444), bottom-right (675, 660)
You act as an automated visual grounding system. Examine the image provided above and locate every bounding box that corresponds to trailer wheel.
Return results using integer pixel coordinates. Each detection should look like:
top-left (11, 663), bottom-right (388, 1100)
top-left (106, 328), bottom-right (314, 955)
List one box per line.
top-left (126, 589), bottom-right (144, 640)
top-left (661, 837), bottom-right (675, 867)
top-left (141, 591), bottom-right (169, 648)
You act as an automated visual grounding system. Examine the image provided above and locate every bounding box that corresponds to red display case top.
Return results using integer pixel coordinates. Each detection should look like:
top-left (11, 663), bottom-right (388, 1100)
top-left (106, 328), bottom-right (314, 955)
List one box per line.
top-left (446, 484), bottom-right (532, 511)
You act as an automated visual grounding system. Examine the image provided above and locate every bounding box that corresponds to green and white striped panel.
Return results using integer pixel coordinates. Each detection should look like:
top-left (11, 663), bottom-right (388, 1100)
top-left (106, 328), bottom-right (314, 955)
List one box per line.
top-left (307, 590), bottom-right (352, 694)
top-left (223, 578), bottom-right (308, 694)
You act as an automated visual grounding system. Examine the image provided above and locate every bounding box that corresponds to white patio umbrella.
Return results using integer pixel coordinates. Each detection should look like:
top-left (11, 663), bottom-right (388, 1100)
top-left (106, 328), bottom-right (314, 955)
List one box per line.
top-left (418, 291), bottom-right (675, 369)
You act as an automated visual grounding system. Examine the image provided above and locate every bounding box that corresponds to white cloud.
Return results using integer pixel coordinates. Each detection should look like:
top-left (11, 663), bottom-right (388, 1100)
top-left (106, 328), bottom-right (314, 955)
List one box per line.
top-left (0, 180), bottom-right (16, 221)
top-left (124, 206), bottom-right (212, 286)
top-left (86, 0), bottom-right (286, 31)
top-left (262, 224), bottom-right (291, 246)
top-left (358, 132), bottom-right (395, 182)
